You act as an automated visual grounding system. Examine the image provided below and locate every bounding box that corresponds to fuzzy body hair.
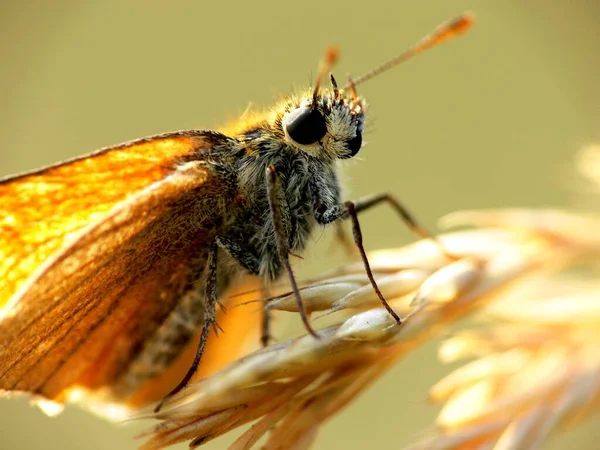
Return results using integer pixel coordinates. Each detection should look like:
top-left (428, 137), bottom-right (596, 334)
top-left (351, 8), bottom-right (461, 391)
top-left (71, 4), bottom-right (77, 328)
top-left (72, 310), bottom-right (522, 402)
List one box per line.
top-left (215, 89), bottom-right (366, 278)
top-left (117, 88), bottom-right (367, 393)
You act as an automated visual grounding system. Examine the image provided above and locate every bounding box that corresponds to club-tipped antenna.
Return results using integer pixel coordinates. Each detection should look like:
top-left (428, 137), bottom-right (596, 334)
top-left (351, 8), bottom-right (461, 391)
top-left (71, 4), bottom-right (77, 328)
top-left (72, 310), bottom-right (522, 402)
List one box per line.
top-left (344, 12), bottom-right (474, 90)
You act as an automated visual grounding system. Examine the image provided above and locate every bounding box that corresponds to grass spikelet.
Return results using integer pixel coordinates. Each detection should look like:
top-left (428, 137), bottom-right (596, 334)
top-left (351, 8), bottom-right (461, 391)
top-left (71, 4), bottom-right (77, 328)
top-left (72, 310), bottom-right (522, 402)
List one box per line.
top-left (139, 209), bottom-right (600, 449)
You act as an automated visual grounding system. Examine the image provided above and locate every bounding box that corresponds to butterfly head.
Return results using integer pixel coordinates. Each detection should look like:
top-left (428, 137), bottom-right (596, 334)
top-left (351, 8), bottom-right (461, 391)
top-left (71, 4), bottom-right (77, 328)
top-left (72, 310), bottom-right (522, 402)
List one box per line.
top-left (281, 75), bottom-right (365, 161)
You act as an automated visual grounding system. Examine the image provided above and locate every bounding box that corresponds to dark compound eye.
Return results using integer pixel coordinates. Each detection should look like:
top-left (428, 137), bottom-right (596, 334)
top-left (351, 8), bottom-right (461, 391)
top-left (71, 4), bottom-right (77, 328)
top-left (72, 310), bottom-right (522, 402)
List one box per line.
top-left (285, 107), bottom-right (327, 145)
top-left (341, 130), bottom-right (362, 159)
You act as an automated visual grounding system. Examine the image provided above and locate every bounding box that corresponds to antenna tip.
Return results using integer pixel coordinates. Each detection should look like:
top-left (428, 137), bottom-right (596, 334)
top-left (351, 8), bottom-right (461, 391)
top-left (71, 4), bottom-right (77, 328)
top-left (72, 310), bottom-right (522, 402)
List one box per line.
top-left (324, 46), bottom-right (340, 65)
top-left (451, 11), bottom-right (476, 34)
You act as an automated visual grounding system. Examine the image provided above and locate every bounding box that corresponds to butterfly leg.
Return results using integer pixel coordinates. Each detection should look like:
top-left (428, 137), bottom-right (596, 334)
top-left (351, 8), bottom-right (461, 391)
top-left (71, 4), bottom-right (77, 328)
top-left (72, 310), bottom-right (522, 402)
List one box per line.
top-left (319, 192), bottom-right (448, 258)
top-left (349, 192), bottom-right (451, 258)
top-left (259, 285), bottom-right (273, 347)
top-left (314, 200), bottom-right (401, 322)
top-left (216, 236), bottom-right (261, 275)
top-left (266, 164), bottom-right (319, 338)
top-left (216, 237), bottom-right (273, 346)
top-left (312, 192), bottom-right (450, 323)
top-left (154, 240), bottom-right (220, 412)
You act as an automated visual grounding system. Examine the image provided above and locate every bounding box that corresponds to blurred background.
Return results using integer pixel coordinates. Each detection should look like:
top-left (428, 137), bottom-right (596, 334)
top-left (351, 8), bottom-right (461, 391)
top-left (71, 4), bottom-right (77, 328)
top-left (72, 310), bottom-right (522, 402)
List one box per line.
top-left (1, 0), bottom-right (599, 449)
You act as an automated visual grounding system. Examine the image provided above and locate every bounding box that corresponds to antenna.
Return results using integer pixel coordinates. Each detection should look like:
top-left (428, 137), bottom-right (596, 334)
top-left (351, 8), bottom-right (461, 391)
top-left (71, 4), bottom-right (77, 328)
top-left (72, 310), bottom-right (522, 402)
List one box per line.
top-left (312, 46), bottom-right (339, 104)
top-left (345, 12), bottom-right (474, 90)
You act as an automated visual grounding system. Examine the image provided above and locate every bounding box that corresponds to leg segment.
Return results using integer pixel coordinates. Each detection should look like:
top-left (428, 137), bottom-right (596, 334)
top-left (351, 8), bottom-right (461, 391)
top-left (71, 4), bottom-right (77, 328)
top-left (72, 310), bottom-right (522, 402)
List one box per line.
top-left (311, 190), bottom-right (448, 326)
top-left (216, 236), bottom-right (261, 275)
top-left (312, 192), bottom-right (449, 324)
top-left (260, 285), bottom-right (273, 347)
top-left (319, 192), bottom-right (448, 257)
top-left (216, 236), bottom-right (272, 346)
top-left (345, 202), bottom-right (401, 322)
top-left (316, 200), bottom-right (402, 322)
top-left (266, 164), bottom-right (318, 338)
top-left (155, 240), bottom-right (220, 412)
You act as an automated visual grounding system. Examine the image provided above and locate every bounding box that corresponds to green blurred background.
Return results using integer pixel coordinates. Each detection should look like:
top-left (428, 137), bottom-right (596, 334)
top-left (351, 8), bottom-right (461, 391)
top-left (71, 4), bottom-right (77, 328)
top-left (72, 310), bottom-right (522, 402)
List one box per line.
top-left (1, 1), bottom-right (599, 449)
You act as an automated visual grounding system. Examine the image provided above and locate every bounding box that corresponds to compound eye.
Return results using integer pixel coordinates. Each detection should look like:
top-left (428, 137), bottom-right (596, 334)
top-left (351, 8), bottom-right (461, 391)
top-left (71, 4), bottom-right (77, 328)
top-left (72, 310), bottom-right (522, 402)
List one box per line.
top-left (285, 106), bottom-right (327, 145)
top-left (341, 130), bottom-right (362, 159)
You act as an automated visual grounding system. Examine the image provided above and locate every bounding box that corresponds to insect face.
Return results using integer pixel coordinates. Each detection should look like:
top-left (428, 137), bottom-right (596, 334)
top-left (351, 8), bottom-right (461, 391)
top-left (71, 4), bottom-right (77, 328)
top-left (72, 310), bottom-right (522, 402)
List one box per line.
top-left (281, 84), bottom-right (365, 160)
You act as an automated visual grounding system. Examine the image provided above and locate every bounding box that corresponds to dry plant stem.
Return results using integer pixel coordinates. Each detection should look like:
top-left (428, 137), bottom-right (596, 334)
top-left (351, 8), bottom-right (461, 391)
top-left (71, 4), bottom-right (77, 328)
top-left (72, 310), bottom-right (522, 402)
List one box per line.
top-left (230, 406), bottom-right (291, 450)
top-left (139, 209), bottom-right (600, 450)
top-left (408, 228), bottom-right (600, 446)
top-left (140, 378), bottom-right (313, 449)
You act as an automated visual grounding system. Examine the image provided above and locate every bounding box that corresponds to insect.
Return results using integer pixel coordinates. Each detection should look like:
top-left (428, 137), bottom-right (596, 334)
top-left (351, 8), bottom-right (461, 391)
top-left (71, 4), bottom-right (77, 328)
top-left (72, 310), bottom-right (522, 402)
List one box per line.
top-left (0, 13), bottom-right (473, 414)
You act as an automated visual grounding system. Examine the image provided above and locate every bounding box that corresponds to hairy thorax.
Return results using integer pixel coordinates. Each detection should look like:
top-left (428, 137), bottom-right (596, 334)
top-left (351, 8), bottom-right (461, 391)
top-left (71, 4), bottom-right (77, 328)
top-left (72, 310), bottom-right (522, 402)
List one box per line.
top-left (226, 147), bottom-right (320, 280)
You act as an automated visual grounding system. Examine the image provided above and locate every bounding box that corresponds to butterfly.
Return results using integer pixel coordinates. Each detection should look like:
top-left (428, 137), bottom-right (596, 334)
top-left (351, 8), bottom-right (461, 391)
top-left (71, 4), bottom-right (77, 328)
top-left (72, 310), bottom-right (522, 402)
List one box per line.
top-left (0, 13), bottom-right (472, 416)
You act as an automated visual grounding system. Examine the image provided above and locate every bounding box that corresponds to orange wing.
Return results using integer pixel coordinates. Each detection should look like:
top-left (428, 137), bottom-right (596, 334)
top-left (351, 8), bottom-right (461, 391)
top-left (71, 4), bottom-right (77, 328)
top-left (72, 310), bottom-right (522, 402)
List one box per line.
top-left (0, 131), bottom-right (220, 307)
top-left (0, 131), bottom-right (261, 409)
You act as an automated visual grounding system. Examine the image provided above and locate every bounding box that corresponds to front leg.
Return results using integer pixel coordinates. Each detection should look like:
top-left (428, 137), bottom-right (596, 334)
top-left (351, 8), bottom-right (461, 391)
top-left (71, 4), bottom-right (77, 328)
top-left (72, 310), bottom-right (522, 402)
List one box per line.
top-left (315, 192), bottom-right (448, 257)
top-left (266, 165), bottom-right (319, 338)
top-left (313, 198), bottom-right (402, 323)
top-left (312, 191), bottom-right (452, 324)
